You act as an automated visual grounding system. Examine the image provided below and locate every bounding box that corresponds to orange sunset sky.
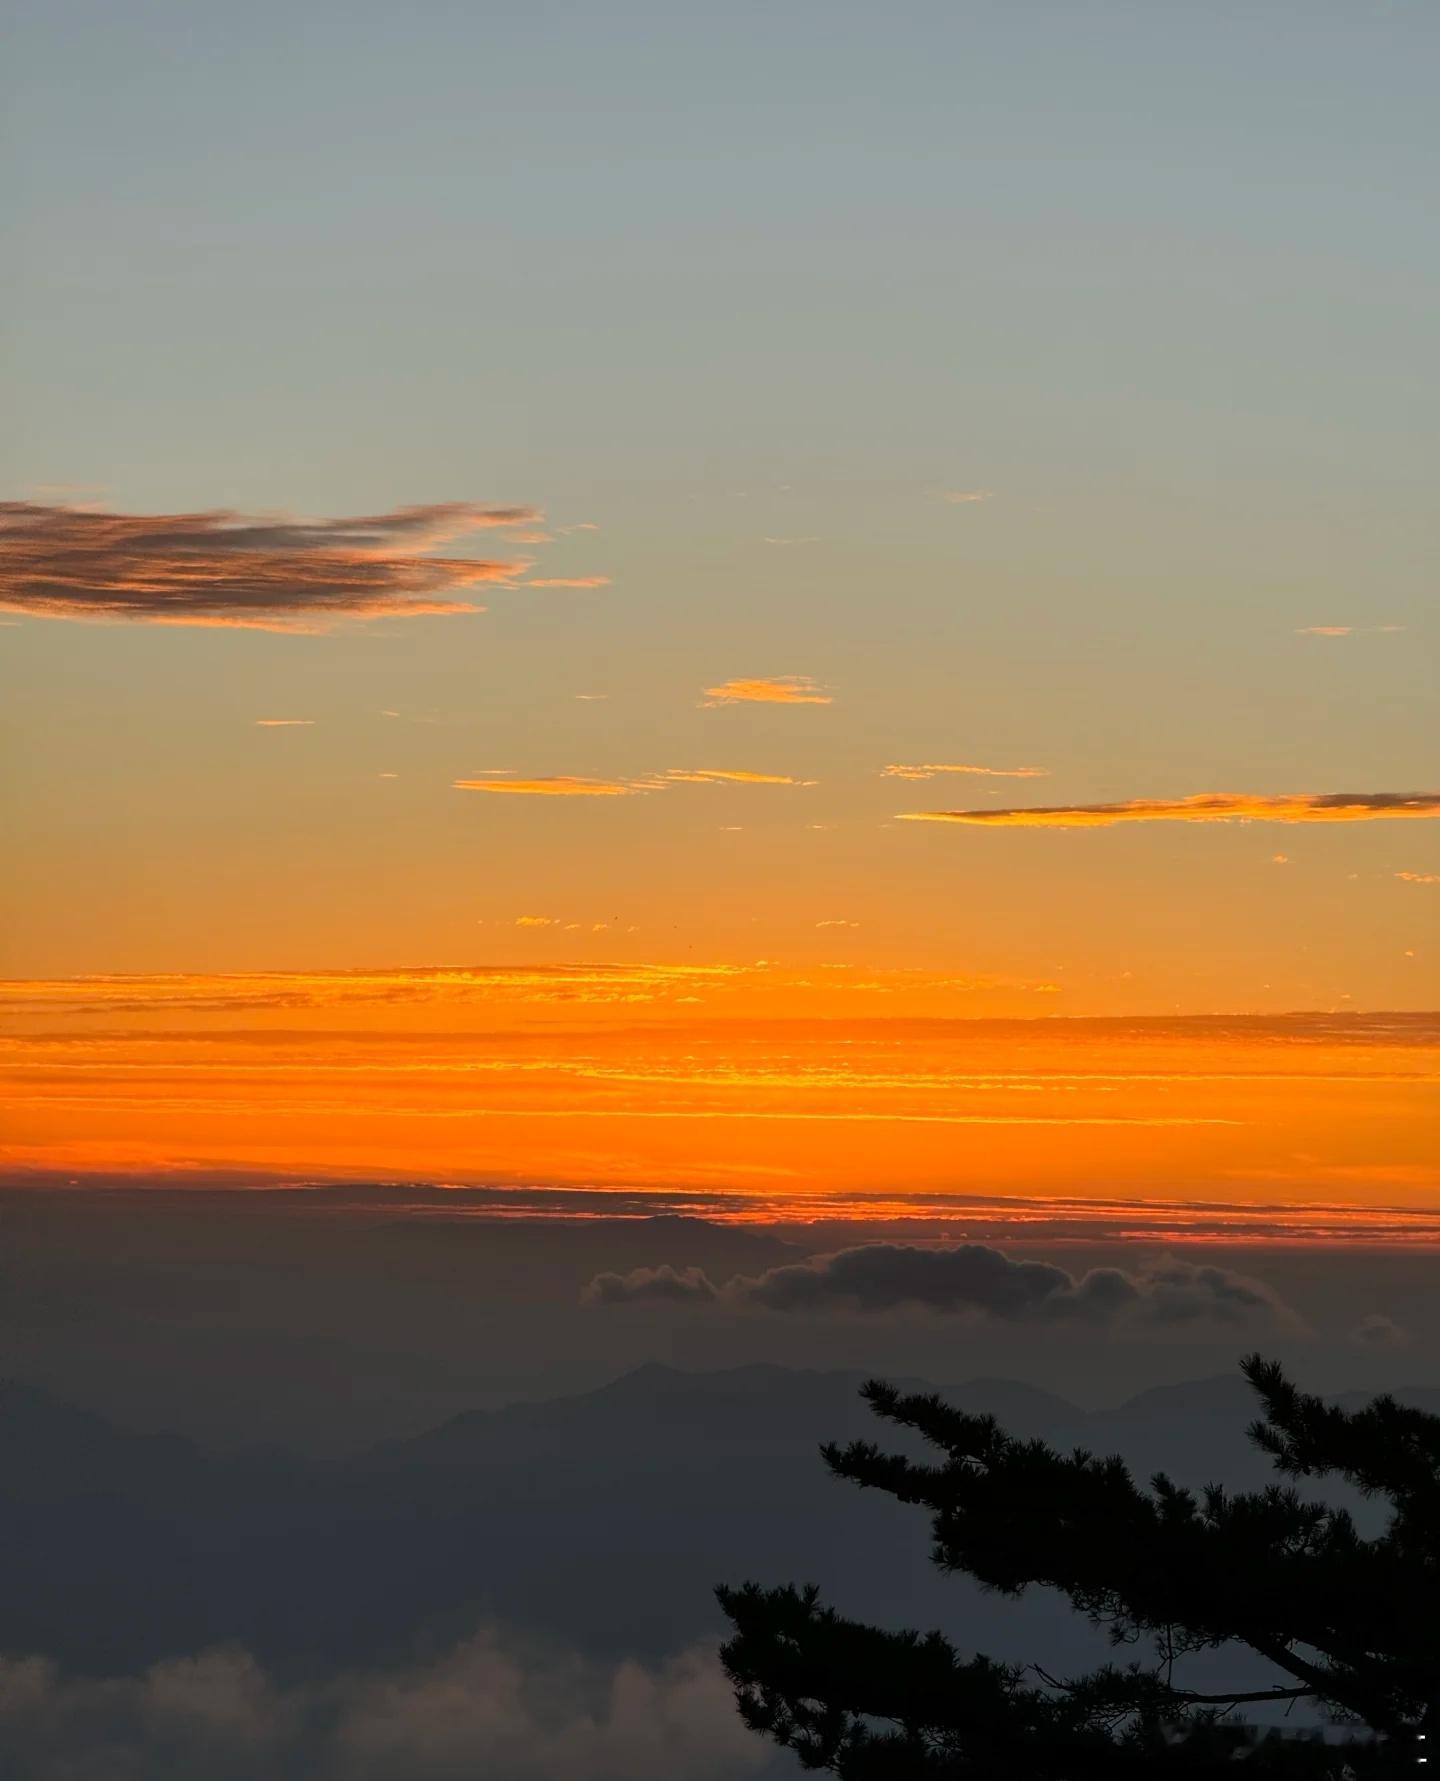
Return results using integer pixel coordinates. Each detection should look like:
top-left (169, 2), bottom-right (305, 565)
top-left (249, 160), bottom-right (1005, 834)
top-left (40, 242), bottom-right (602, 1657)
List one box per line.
top-left (3, 4), bottom-right (1437, 1236)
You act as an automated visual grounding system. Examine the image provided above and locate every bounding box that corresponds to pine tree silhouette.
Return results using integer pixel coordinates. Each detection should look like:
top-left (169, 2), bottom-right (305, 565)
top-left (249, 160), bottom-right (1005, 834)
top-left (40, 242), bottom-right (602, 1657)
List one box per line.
top-left (717, 1355), bottom-right (1438, 1776)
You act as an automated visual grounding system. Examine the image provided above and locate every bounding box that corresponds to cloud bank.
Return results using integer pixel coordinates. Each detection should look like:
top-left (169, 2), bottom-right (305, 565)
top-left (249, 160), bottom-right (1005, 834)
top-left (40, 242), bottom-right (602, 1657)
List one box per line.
top-left (0, 1633), bottom-right (762, 1781)
top-left (0, 501), bottom-right (540, 630)
top-left (899, 792), bottom-right (1440, 828)
top-left (585, 1242), bottom-right (1296, 1331)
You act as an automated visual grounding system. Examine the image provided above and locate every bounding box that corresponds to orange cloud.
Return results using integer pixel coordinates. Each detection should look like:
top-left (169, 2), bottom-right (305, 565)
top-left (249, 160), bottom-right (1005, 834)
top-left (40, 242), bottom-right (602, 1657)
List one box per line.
top-left (661, 769), bottom-right (813, 786)
top-left (253, 718), bottom-right (315, 728)
top-left (6, 996), bottom-right (1434, 1212)
top-left (0, 500), bottom-right (540, 630)
top-left (1396, 871), bottom-right (1440, 885)
top-left (514, 915), bottom-right (556, 927)
top-left (525, 576), bottom-right (612, 588)
top-left (0, 961), bottom-right (763, 1018)
top-left (0, 959), bottom-right (1073, 1019)
top-left (702, 676), bottom-right (832, 707)
top-left (881, 763), bottom-right (1048, 781)
top-left (900, 792), bottom-right (1440, 828)
top-left (455, 774), bottom-right (640, 797)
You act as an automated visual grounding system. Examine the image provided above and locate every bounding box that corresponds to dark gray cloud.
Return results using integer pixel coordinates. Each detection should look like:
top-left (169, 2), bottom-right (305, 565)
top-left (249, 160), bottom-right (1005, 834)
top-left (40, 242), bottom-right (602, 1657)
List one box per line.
top-left (0, 501), bottom-right (541, 630)
top-left (583, 1263), bottom-right (719, 1306)
top-left (586, 1243), bottom-right (1298, 1332)
top-left (741, 1244), bottom-right (1076, 1317)
top-left (0, 1633), bottom-right (764, 1781)
top-left (1350, 1313), bottom-right (1411, 1350)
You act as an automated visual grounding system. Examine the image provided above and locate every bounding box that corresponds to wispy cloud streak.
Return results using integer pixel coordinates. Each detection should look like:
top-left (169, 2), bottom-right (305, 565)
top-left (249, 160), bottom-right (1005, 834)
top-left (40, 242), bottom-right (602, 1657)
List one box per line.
top-left (882, 763), bottom-right (1048, 781)
top-left (660, 769), bottom-right (813, 786)
top-left (900, 792), bottom-right (1440, 828)
top-left (455, 775), bottom-right (639, 797)
top-left (456, 768), bottom-right (814, 797)
top-left (1296, 625), bottom-right (1405, 637)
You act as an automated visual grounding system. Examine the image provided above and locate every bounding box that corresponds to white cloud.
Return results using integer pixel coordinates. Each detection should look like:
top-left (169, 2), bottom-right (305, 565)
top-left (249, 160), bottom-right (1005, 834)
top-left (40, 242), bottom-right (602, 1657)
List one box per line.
top-left (0, 1633), bottom-right (764, 1781)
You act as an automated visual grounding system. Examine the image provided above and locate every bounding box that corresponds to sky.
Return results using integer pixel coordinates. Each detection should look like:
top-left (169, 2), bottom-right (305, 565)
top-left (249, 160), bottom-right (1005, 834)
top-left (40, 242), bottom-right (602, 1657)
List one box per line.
top-left (2, 0), bottom-right (1437, 1220)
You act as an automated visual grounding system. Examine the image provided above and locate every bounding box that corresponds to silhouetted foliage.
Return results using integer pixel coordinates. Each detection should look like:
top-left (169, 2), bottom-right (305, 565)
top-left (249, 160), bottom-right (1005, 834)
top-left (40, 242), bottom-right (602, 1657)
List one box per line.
top-left (718, 1356), bottom-right (1439, 1775)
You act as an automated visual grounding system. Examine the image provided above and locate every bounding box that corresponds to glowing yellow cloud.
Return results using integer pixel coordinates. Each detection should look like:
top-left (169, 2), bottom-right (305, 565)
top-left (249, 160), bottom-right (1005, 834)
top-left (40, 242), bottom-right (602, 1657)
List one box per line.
top-left (253, 718), bottom-right (315, 727)
top-left (1396, 871), bottom-right (1440, 885)
top-left (899, 792), bottom-right (1440, 828)
top-left (702, 676), bottom-right (832, 707)
top-left (525, 576), bottom-right (612, 588)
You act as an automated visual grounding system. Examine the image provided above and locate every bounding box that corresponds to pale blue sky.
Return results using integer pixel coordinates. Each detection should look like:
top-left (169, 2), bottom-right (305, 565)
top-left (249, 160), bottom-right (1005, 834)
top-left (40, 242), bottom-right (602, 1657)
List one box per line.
top-left (7, 0), bottom-right (1437, 506)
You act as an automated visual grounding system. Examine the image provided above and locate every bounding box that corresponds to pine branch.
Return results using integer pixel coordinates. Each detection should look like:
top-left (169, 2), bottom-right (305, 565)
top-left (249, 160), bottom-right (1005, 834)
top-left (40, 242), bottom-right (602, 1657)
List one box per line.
top-left (717, 1359), bottom-right (1440, 1775)
top-left (1032, 1666), bottom-right (1315, 1708)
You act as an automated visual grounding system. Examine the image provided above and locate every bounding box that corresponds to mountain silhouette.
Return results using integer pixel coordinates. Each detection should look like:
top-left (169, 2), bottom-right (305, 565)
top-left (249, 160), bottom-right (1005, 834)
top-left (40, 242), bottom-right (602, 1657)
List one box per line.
top-left (4, 1365), bottom-right (1434, 1679)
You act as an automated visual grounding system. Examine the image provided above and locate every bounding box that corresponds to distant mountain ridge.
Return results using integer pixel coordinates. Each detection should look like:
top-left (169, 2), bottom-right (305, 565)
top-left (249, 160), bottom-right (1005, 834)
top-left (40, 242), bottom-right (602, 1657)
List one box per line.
top-left (3, 1363), bottom-right (1436, 1679)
